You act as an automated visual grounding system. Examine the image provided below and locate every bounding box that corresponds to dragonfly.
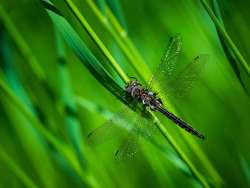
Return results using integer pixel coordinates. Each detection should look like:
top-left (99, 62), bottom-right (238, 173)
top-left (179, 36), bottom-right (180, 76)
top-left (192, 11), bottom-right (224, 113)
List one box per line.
top-left (87, 34), bottom-right (207, 160)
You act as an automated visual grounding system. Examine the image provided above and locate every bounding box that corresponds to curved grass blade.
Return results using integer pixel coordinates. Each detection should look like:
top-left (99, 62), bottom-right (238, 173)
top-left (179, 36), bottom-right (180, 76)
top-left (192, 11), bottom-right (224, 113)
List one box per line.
top-left (211, 0), bottom-right (249, 96)
top-left (41, 0), bottom-right (125, 103)
top-left (200, 0), bottom-right (250, 76)
top-left (56, 0), bottom-right (129, 83)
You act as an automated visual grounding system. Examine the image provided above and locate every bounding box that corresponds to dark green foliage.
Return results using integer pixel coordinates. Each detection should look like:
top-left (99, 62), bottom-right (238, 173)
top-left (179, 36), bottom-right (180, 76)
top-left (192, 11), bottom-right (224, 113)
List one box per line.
top-left (0, 0), bottom-right (249, 187)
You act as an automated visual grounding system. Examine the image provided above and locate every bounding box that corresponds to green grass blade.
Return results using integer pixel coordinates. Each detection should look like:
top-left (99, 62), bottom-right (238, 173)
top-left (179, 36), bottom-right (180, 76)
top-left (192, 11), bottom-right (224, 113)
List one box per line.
top-left (200, 0), bottom-right (250, 76)
top-left (239, 155), bottom-right (250, 185)
top-left (0, 5), bottom-right (46, 82)
top-left (95, 0), bottom-right (107, 12)
top-left (211, 0), bottom-right (249, 95)
top-left (105, 0), bottom-right (128, 32)
top-left (152, 113), bottom-right (210, 188)
top-left (0, 72), bottom-right (97, 187)
top-left (57, 0), bottom-right (129, 83)
top-left (55, 28), bottom-right (86, 168)
top-left (84, 0), bottom-right (151, 82)
top-left (41, 0), bottom-right (126, 101)
top-left (0, 149), bottom-right (38, 188)
top-left (0, 32), bottom-right (59, 188)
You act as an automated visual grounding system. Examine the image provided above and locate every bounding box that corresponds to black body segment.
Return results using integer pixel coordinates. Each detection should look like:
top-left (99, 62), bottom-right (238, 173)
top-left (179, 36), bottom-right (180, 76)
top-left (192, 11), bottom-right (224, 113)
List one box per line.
top-left (157, 106), bottom-right (205, 139)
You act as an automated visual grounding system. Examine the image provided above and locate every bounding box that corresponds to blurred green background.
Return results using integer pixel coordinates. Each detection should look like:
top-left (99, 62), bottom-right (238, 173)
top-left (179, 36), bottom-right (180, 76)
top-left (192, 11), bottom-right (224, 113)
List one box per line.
top-left (0, 0), bottom-right (249, 187)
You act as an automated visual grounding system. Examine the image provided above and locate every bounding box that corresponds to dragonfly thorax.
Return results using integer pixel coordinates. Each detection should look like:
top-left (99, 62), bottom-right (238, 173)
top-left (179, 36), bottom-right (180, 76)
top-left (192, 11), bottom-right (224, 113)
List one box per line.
top-left (125, 80), bottom-right (162, 110)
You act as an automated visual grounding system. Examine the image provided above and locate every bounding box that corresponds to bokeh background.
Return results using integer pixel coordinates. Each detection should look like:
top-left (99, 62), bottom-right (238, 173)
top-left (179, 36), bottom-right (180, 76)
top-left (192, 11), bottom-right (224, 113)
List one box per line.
top-left (0, 0), bottom-right (249, 187)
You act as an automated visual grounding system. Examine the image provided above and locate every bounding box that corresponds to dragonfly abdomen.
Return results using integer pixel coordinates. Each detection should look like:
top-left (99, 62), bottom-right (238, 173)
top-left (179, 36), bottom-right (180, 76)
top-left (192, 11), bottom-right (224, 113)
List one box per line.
top-left (157, 107), bottom-right (205, 140)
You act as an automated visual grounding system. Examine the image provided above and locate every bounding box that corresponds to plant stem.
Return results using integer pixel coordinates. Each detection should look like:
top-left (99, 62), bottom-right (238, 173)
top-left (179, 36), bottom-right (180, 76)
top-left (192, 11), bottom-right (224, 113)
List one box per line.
top-left (200, 0), bottom-right (250, 76)
top-left (151, 113), bottom-right (210, 188)
top-left (84, 0), bottom-right (151, 82)
top-left (63, 0), bottom-right (129, 83)
top-left (211, 0), bottom-right (248, 95)
top-left (0, 74), bottom-right (95, 188)
top-left (0, 5), bottom-right (46, 81)
top-left (0, 149), bottom-right (38, 188)
top-left (105, 6), bottom-right (152, 80)
top-left (55, 28), bottom-right (86, 169)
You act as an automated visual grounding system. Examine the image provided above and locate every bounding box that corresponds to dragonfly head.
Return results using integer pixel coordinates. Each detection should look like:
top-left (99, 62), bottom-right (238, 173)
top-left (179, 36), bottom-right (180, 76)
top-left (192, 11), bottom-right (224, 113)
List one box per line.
top-left (125, 80), bottom-right (140, 89)
top-left (125, 80), bottom-right (142, 98)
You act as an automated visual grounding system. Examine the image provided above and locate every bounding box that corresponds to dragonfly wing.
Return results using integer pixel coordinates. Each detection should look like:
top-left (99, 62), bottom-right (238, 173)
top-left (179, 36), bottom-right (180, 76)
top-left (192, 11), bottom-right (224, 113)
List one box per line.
top-left (148, 34), bottom-right (182, 88)
top-left (86, 107), bottom-right (135, 147)
top-left (87, 101), bottom-right (158, 160)
top-left (114, 113), bottom-right (157, 161)
top-left (166, 54), bottom-right (208, 99)
top-left (114, 128), bottom-right (139, 161)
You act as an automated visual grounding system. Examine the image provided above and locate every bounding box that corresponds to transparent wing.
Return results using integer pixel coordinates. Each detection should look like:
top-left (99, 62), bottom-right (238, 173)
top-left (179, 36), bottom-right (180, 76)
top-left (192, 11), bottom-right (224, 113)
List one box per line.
top-left (114, 114), bottom-right (156, 161)
top-left (165, 54), bottom-right (208, 99)
top-left (148, 34), bottom-right (182, 88)
top-left (114, 127), bottom-right (139, 161)
top-left (149, 52), bottom-right (208, 103)
top-left (148, 34), bottom-right (207, 102)
top-left (86, 107), bottom-right (134, 147)
top-left (86, 104), bottom-right (157, 160)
